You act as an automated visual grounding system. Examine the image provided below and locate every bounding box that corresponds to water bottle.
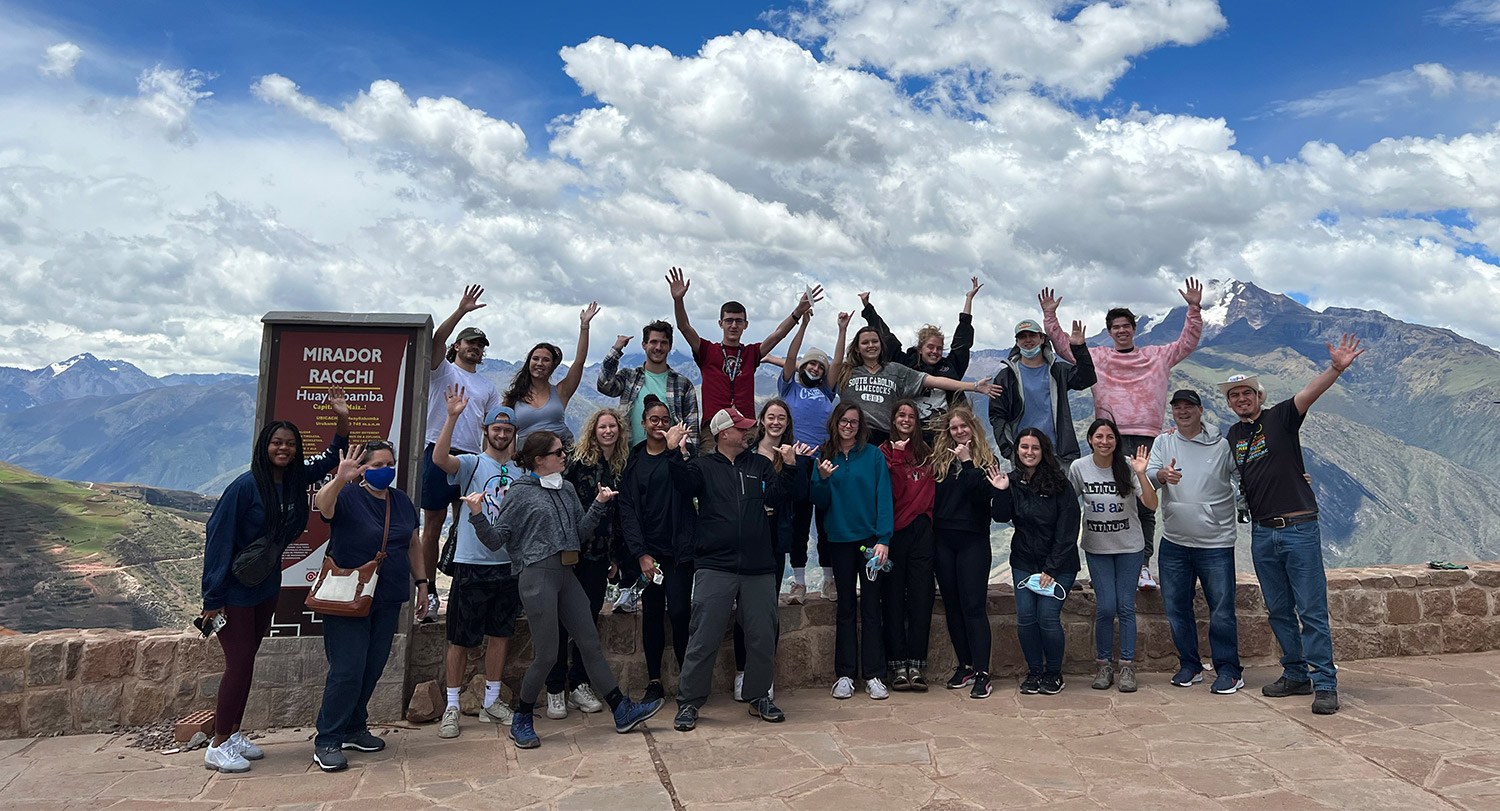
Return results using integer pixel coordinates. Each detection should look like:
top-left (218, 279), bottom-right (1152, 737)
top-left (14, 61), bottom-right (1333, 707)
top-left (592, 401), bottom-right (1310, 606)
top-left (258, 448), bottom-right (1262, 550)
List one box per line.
top-left (861, 546), bottom-right (892, 581)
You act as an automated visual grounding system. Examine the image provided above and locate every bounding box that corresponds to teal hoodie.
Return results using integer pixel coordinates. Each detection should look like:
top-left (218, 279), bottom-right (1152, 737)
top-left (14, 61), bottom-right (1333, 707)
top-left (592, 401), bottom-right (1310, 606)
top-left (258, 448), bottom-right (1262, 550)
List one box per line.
top-left (810, 442), bottom-right (893, 545)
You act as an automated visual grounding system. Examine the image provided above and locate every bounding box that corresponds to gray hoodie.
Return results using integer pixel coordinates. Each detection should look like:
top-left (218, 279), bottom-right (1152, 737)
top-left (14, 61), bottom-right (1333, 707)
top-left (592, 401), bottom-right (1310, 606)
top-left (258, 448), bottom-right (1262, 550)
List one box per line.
top-left (1145, 425), bottom-right (1239, 549)
top-left (469, 474), bottom-right (606, 573)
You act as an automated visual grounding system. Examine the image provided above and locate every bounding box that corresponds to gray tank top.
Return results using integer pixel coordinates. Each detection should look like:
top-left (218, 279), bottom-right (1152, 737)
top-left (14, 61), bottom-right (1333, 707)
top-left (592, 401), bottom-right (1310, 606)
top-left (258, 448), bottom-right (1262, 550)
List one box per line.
top-left (514, 384), bottom-right (574, 444)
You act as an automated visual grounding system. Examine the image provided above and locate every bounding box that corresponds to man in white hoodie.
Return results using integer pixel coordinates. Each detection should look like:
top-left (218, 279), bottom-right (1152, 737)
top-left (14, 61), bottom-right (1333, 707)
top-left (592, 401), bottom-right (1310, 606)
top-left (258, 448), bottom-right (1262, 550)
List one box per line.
top-left (1146, 390), bottom-right (1243, 694)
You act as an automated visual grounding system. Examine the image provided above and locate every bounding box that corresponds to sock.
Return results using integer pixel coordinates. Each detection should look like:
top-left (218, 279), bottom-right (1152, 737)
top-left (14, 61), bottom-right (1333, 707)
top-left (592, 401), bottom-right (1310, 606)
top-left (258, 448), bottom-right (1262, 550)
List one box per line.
top-left (446, 687), bottom-right (460, 710)
top-left (604, 687), bottom-right (625, 711)
top-left (484, 680), bottom-right (501, 707)
top-left (793, 567), bottom-right (806, 585)
top-left (516, 700), bottom-right (536, 715)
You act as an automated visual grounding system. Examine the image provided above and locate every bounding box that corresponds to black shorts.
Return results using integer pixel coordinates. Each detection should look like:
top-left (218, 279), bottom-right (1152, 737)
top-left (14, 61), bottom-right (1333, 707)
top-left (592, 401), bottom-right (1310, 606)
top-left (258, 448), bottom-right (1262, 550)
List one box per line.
top-left (446, 562), bottom-right (521, 647)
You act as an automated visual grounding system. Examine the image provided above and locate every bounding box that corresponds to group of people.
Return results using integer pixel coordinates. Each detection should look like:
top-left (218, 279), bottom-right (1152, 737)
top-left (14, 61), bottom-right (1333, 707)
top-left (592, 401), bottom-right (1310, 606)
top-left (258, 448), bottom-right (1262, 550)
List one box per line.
top-left (199, 271), bottom-right (1363, 773)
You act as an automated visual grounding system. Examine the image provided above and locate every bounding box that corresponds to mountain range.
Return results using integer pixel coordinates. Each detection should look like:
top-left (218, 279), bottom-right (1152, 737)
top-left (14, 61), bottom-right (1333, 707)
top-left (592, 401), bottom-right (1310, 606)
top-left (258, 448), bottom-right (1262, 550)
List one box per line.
top-left (2, 280), bottom-right (1498, 568)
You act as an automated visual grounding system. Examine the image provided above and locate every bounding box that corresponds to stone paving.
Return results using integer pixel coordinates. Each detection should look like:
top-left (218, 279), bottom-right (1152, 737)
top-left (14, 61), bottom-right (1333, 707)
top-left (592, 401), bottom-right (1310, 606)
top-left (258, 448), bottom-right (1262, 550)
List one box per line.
top-left (5, 651), bottom-right (1500, 810)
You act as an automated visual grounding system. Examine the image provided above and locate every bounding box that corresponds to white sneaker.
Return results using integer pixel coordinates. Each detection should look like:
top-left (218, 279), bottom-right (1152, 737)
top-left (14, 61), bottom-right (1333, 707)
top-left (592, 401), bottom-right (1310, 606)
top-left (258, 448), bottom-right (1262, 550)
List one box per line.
top-left (204, 741), bottom-right (251, 773)
top-left (227, 731), bottom-right (264, 760)
top-left (1138, 565), bottom-right (1158, 591)
top-left (832, 676), bottom-right (855, 699)
top-left (613, 588), bottom-right (641, 614)
top-left (823, 577), bottom-right (839, 603)
top-left (546, 691), bottom-right (568, 719)
top-left (479, 699), bottom-right (514, 725)
top-left (734, 672), bottom-right (745, 702)
top-left (568, 684), bottom-right (605, 713)
top-left (438, 705), bottom-right (461, 739)
top-left (866, 677), bottom-right (890, 700)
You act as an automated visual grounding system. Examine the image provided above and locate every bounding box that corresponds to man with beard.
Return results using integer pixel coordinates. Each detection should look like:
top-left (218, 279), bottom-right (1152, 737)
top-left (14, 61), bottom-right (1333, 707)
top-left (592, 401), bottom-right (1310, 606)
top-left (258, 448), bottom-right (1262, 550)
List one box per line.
top-left (858, 276), bottom-right (982, 429)
top-left (597, 320), bottom-right (699, 448)
top-left (430, 387), bottom-right (522, 738)
top-left (421, 285), bottom-right (502, 619)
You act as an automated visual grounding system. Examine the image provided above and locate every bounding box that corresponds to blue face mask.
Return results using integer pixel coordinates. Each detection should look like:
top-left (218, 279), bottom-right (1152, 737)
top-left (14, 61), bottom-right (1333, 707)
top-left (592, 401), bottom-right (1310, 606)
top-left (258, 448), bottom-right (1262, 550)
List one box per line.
top-left (1018, 344), bottom-right (1042, 359)
top-left (1018, 573), bottom-right (1067, 600)
top-left (364, 466), bottom-right (397, 490)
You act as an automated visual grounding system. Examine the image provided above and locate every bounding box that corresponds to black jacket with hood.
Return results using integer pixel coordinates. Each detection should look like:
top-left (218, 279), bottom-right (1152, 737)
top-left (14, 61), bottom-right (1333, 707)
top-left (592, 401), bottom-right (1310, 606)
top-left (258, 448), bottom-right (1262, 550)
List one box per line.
top-left (667, 448), bottom-right (798, 575)
top-left (618, 441), bottom-right (697, 564)
top-left (988, 339), bottom-right (1096, 463)
top-left (992, 476), bottom-right (1082, 579)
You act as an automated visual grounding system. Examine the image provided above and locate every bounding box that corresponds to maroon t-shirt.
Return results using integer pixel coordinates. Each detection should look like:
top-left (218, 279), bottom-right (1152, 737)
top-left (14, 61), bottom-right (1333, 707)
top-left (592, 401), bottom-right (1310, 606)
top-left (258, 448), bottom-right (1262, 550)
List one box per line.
top-left (695, 340), bottom-right (762, 426)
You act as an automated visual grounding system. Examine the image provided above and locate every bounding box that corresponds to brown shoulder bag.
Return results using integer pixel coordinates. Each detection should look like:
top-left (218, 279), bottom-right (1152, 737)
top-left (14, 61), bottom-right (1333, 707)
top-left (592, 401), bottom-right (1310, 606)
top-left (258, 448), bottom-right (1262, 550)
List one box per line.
top-left (304, 490), bottom-right (390, 618)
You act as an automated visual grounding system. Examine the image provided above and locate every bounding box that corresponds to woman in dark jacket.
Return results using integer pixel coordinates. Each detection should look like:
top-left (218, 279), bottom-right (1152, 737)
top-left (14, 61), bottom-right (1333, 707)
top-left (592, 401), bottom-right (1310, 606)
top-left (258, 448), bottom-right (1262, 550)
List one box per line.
top-left (547, 408), bottom-right (630, 717)
top-left (991, 428), bottom-right (1081, 696)
top-left (618, 395), bottom-right (697, 704)
top-left (199, 389), bottom-right (349, 774)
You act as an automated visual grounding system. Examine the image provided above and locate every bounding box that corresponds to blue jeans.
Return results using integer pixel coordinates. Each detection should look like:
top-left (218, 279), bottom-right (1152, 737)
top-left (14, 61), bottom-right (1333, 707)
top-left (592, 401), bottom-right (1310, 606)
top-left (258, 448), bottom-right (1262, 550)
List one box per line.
top-left (315, 601), bottom-right (401, 748)
top-left (1013, 567), bottom-right (1076, 677)
top-left (1158, 540), bottom-right (1240, 676)
top-left (1086, 550), bottom-right (1143, 662)
top-left (1251, 521), bottom-right (1336, 691)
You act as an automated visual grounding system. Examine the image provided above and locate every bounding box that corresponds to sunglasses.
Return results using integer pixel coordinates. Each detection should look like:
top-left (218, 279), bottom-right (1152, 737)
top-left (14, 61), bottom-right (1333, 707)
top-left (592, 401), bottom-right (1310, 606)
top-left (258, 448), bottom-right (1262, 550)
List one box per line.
top-left (540, 448), bottom-right (567, 459)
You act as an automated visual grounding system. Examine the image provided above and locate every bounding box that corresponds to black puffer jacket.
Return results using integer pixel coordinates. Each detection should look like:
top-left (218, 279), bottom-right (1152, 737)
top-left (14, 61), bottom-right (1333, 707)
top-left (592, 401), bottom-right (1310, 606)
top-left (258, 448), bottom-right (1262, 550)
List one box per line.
top-left (993, 477), bottom-right (1081, 578)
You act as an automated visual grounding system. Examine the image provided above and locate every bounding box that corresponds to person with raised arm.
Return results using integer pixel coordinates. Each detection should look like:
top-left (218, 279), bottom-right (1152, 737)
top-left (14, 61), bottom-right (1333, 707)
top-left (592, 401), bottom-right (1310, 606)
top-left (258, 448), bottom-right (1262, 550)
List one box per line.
top-left (836, 318), bottom-right (1002, 448)
top-left (464, 430), bottom-right (663, 749)
top-left (666, 266), bottom-right (822, 452)
top-left (1042, 279), bottom-right (1203, 591)
top-left (597, 319), bottom-right (699, 448)
top-left (420, 285), bottom-right (501, 621)
top-left (1220, 334), bottom-right (1366, 716)
top-left (430, 387), bottom-right (522, 738)
top-left (859, 276), bottom-right (982, 427)
top-left (1068, 418), bottom-right (1158, 694)
top-left (504, 302), bottom-right (600, 445)
top-left (991, 429), bottom-right (1081, 696)
top-left (310, 439), bottom-right (425, 772)
top-left (879, 401), bottom-right (936, 692)
top-left (989, 317), bottom-right (1096, 463)
top-left (201, 388), bottom-right (351, 774)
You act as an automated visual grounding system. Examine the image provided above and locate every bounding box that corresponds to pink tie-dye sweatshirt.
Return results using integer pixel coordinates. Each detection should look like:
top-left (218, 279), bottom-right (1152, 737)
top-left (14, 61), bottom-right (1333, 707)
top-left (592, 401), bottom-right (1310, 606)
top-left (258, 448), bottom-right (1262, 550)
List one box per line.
top-left (1044, 307), bottom-right (1202, 438)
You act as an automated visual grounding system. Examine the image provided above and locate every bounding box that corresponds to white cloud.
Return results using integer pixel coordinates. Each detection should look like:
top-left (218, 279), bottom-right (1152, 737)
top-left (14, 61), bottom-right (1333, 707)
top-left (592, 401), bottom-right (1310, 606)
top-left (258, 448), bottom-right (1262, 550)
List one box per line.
top-left (1267, 62), bottom-right (1500, 120)
top-left (129, 65), bottom-right (214, 144)
top-left (38, 41), bottom-right (81, 78)
top-left (1431, 0), bottom-right (1500, 30)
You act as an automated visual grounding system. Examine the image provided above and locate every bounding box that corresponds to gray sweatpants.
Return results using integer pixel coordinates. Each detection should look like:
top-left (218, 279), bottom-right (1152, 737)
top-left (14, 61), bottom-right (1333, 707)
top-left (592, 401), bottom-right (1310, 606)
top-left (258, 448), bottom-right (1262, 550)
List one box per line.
top-left (518, 554), bottom-right (618, 705)
top-left (678, 570), bottom-right (777, 709)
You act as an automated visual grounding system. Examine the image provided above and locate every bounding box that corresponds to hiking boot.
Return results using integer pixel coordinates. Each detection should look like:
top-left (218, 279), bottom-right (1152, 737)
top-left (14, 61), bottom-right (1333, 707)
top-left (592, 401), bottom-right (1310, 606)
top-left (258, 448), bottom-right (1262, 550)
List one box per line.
top-left (438, 706), bottom-right (461, 739)
top-left (909, 667), bottom-right (929, 692)
top-left (479, 699), bottom-right (514, 725)
top-left (970, 671), bottom-right (993, 699)
top-left (1091, 661), bottom-right (1114, 690)
top-left (568, 684), bottom-right (605, 713)
top-left (342, 730), bottom-right (385, 752)
top-left (1261, 676), bottom-right (1314, 698)
top-left (866, 676), bottom-right (890, 700)
top-left (509, 713), bottom-right (540, 748)
top-left (204, 740), bottom-right (250, 773)
top-left (641, 680), bottom-right (665, 704)
top-left (891, 663), bottom-right (911, 691)
top-left (945, 665), bottom-right (976, 690)
top-left (1312, 690), bottom-right (1340, 715)
top-left (312, 745), bottom-right (347, 772)
top-left (787, 583), bottom-right (807, 605)
top-left (673, 704), bottom-right (698, 732)
top-left (749, 696), bottom-right (785, 723)
top-left (613, 696), bottom-right (663, 733)
top-left (1019, 673), bottom-right (1042, 695)
top-left (545, 691), bottom-right (568, 719)
top-left (831, 676), bottom-right (855, 699)
top-left (227, 731), bottom-right (263, 760)
top-left (1118, 663), bottom-right (1138, 693)
top-left (1039, 674), bottom-right (1066, 695)
top-left (1171, 666), bottom-right (1203, 687)
top-left (1138, 566), bottom-right (1158, 591)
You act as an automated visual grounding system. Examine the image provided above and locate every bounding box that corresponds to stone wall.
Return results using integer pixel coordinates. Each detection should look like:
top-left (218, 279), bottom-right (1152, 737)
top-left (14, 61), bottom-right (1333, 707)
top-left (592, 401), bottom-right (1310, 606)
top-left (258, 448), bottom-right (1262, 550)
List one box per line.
top-left (4, 562), bottom-right (1500, 738)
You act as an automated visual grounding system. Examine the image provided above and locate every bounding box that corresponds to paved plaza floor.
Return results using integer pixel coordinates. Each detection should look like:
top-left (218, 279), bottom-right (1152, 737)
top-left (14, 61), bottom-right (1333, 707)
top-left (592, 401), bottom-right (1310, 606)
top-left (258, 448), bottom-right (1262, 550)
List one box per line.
top-left (5, 651), bottom-right (1500, 810)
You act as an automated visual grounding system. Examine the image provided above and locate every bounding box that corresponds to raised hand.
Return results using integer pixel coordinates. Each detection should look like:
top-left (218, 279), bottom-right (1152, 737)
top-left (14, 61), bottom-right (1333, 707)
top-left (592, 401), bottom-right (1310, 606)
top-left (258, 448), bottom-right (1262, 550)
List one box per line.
top-left (955, 442), bottom-right (972, 463)
top-left (858, 292), bottom-right (871, 307)
top-left (596, 486), bottom-right (618, 504)
top-left (1129, 444), bottom-right (1151, 475)
top-left (444, 384), bottom-right (468, 417)
top-left (1038, 287), bottom-right (1061, 316)
top-left (665, 422), bottom-right (691, 451)
top-left (973, 378), bottom-right (1002, 397)
top-left (777, 444), bottom-right (798, 466)
top-left (1328, 333), bottom-right (1365, 371)
top-left (459, 284), bottom-right (486, 314)
top-left (326, 385), bottom-right (350, 418)
top-left (1179, 277), bottom-right (1204, 308)
top-left (1070, 320), bottom-right (1087, 345)
top-left (967, 276), bottom-right (983, 300)
top-left (891, 438), bottom-right (909, 452)
top-left (1158, 458), bottom-right (1182, 485)
top-left (613, 335), bottom-right (632, 351)
top-left (818, 459), bottom-right (839, 480)
top-left (837, 311), bottom-right (852, 330)
top-left (985, 463), bottom-right (1009, 490)
top-left (335, 446), bottom-right (369, 482)
top-left (666, 267), bottom-right (690, 300)
top-left (794, 285), bottom-right (826, 318)
top-left (791, 442), bottom-right (816, 457)
top-left (580, 301), bottom-right (600, 327)
top-left (460, 491), bottom-right (485, 515)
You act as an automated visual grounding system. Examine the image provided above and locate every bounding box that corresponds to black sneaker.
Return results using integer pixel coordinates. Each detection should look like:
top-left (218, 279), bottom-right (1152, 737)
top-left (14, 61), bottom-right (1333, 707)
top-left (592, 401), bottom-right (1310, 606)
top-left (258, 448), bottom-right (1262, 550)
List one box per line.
top-left (341, 730), bottom-right (386, 752)
top-left (1019, 673), bottom-right (1042, 695)
top-left (969, 672), bottom-right (993, 699)
top-left (641, 680), bottom-right (665, 704)
top-left (945, 665), bottom-right (975, 690)
top-left (749, 696), bottom-right (785, 723)
top-left (673, 704), bottom-right (698, 732)
top-left (313, 745), bottom-right (348, 772)
top-left (1038, 674), bottom-right (1065, 695)
top-left (1312, 690), bottom-right (1340, 715)
top-left (1261, 676), bottom-right (1314, 698)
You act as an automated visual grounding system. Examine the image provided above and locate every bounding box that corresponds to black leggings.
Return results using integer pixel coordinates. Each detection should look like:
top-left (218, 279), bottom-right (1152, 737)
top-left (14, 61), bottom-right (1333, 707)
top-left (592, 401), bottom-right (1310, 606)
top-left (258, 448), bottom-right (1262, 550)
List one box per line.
top-left (642, 556), bottom-right (693, 682)
top-left (882, 515), bottom-right (935, 668)
top-left (934, 528), bottom-right (992, 672)
top-left (546, 554), bottom-right (610, 693)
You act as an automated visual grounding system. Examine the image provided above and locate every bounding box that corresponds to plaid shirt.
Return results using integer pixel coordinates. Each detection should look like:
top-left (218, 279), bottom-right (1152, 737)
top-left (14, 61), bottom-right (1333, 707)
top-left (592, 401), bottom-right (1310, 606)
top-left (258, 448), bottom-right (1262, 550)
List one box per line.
top-left (596, 347), bottom-right (700, 432)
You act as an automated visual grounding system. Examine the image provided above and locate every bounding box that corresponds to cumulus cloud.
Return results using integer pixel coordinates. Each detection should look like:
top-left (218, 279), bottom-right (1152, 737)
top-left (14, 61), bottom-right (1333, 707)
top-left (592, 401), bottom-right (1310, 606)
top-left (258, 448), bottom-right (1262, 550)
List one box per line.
top-left (1267, 62), bottom-right (1500, 120)
top-left (129, 65), bottom-right (214, 144)
top-left (38, 41), bottom-right (81, 78)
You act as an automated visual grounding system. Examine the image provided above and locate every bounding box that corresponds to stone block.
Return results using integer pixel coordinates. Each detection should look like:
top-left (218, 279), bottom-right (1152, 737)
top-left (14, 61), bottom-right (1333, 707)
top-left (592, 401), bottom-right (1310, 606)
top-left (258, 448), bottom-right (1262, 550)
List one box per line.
top-left (1386, 591), bottom-right (1421, 625)
top-left (64, 638), bottom-right (84, 680)
top-left (125, 682), bottom-right (173, 726)
top-left (23, 687), bottom-right (70, 736)
top-left (25, 638), bottom-right (65, 686)
top-left (254, 651), bottom-right (300, 687)
top-left (1357, 573), bottom-right (1395, 589)
top-left (1397, 624), bottom-right (1443, 656)
top-left (803, 598), bottom-right (837, 626)
top-left (175, 635), bottom-right (225, 674)
top-left (406, 679), bottom-right (443, 723)
top-left (73, 682), bottom-right (124, 732)
top-left (80, 637), bottom-right (138, 682)
top-left (987, 587), bottom-right (1017, 615)
top-left (1443, 616), bottom-right (1488, 654)
top-left (198, 674), bottom-right (221, 698)
top-left (1393, 573), bottom-right (1417, 587)
top-left (241, 689), bottom-right (271, 729)
top-left (1325, 572), bottom-right (1360, 590)
top-left (0, 636), bottom-right (27, 670)
top-left (1483, 619), bottom-right (1500, 649)
top-left (1238, 619), bottom-right (1276, 660)
top-left (1333, 589), bottom-right (1386, 624)
top-left (1235, 583), bottom-right (1266, 611)
top-left (1421, 589), bottom-right (1456, 619)
top-left (0, 668), bottom-right (20, 694)
top-left (1333, 626), bottom-right (1399, 661)
top-left (269, 685), bottom-right (321, 727)
top-left (1139, 617), bottom-right (1176, 661)
top-left (135, 637), bottom-right (176, 682)
top-left (1428, 570), bottom-right (1472, 587)
top-left (777, 603), bottom-right (804, 632)
top-left (1455, 587), bottom-right (1490, 616)
top-left (0, 694), bottom-right (21, 738)
top-left (603, 615), bottom-right (638, 657)
top-left (1472, 568), bottom-right (1500, 588)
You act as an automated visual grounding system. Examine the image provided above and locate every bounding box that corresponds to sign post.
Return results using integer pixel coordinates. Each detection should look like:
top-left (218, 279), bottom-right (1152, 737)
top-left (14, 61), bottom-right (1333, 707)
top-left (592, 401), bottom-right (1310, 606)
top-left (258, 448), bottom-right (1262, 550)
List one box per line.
top-left (255, 312), bottom-right (432, 636)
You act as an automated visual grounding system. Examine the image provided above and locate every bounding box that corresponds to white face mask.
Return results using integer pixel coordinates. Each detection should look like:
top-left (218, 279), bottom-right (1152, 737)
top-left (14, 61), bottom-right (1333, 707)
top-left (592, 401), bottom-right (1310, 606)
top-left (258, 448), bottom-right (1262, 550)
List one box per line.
top-left (538, 472), bottom-right (564, 490)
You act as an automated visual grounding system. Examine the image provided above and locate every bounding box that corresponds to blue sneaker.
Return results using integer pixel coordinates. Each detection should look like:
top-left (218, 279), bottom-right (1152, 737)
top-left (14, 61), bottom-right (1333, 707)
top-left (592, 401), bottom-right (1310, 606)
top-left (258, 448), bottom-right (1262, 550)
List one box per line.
top-left (509, 712), bottom-right (540, 749)
top-left (1170, 666), bottom-right (1203, 687)
top-left (613, 697), bottom-right (664, 733)
top-left (1211, 672), bottom-right (1246, 695)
